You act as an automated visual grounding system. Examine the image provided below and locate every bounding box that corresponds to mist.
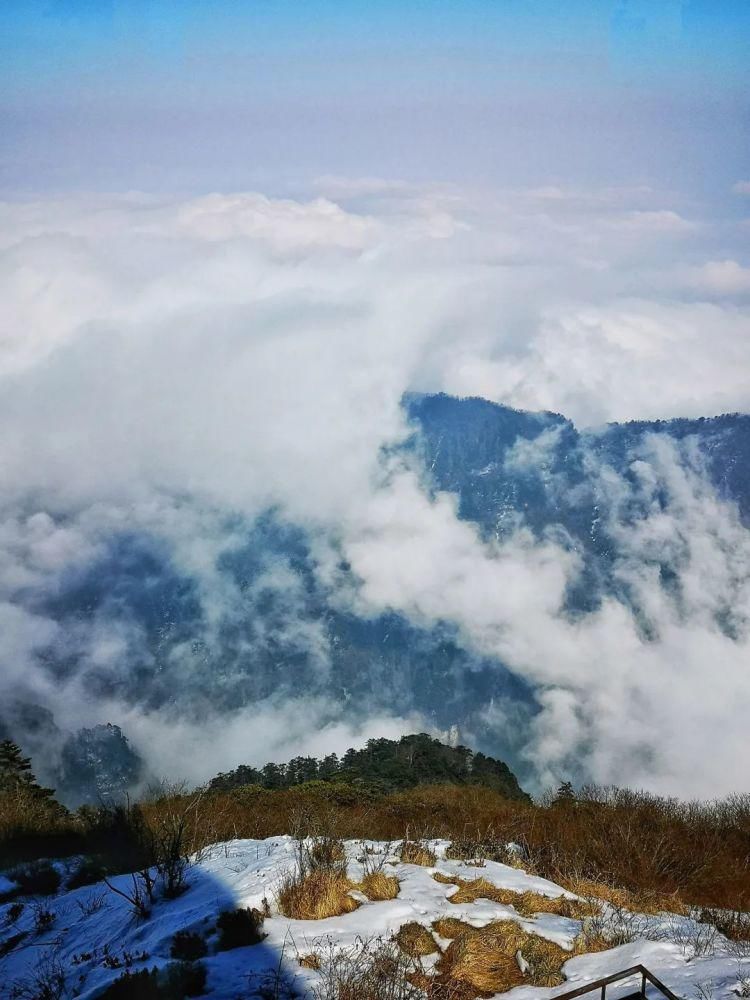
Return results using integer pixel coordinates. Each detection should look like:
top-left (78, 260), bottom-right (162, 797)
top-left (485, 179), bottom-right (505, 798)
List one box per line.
top-left (1, 181), bottom-right (749, 797)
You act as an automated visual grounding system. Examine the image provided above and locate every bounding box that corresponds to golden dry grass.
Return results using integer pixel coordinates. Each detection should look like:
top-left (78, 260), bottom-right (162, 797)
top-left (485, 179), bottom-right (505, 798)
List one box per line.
top-left (299, 952), bottom-right (322, 969)
top-left (562, 874), bottom-right (687, 916)
top-left (441, 940), bottom-right (522, 997)
top-left (358, 871), bottom-right (400, 900)
top-left (401, 840), bottom-right (437, 866)
top-left (395, 920), bottom-right (439, 958)
top-left (433, 872), bottom-right (596, 919)
top-left (571, 931), bottom-right (617, 956)
top-left (277, 868), bottom-right (360, 920)
top-left (133, 784), bottom-right (750, 911)
top-left (433, 916), bottom-right (479, 941)
top-left (395, 921), bottom-right (439, 957)
top-left (431, 918), bottom-right (569, 995)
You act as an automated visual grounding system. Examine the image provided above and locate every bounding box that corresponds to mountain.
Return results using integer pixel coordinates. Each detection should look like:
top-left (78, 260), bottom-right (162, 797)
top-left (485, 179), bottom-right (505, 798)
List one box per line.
top-left (57, 724), bottom-right (145, 807)
top-left (4, 393), bottom-right (749, 802)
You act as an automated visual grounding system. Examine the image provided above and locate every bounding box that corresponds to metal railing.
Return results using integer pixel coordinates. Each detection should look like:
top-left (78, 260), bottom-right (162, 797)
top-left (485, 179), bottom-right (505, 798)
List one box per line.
top-left (552, 965), bottom-right (682, 1000)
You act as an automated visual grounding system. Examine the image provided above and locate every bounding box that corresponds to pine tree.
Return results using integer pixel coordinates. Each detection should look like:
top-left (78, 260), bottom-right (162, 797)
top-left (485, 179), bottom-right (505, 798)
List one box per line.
top-left (0, 739), bottom-right (55, 800)
top-left (555, 780), bottom-right (576, 804)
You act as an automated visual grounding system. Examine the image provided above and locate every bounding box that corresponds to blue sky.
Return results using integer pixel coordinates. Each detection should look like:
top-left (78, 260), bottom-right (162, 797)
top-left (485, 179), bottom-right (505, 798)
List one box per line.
top-left (1, 1), bottom-right (749, 195)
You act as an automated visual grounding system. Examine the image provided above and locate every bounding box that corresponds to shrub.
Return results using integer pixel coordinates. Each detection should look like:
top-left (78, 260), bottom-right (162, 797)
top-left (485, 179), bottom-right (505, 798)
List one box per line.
top-left (30, 899), bottom-right (55, 934)
top-left (162, 961), bottom-right (207, 998)
top-left (216, 907), bottom-right (266, 950)
top-left (445, 829), bottom-right (510, 866)
top-left (5, 901), bottom-right (24, 923)
top-left (98, 963), bottom-right (207, 999)
top-left (67, 856), bottom-right (107, 890)
top-left (698, 907), bottom-right (750, 942)
top-left (8, 953), bottom-right (66, 1000)
top-left (97, 969), bottom-right (160, 999)
top-left (0, 931), bottom-right (27, 958)
top-left (7, 861), bottom-right (61, 897)
top-left (400, 841), bottom-right (436, 866)
top-left (170, 929), bottom-right (208, 961)
top-left (311, 937), bottom-right (427, 1000)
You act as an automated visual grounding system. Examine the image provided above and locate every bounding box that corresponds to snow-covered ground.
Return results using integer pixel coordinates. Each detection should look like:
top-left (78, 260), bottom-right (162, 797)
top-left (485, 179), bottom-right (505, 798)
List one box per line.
top-left (1, 838), bottom-right (748, 999)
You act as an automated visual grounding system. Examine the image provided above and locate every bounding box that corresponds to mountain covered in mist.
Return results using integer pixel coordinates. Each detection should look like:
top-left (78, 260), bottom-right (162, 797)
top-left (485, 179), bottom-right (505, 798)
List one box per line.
top-left (4, 393), bottom-right (750, 804)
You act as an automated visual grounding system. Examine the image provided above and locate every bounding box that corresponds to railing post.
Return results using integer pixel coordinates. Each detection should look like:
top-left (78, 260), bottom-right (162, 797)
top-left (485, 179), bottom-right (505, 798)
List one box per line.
top-left (601, 985), bottom-right (606, 1000)
top-left (641, 972), bottom-right (647, 998)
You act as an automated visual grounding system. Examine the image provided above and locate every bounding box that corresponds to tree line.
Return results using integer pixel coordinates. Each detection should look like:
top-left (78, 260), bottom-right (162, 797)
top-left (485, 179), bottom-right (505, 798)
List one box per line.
top-left (208, 733), bottom-right (529, 800)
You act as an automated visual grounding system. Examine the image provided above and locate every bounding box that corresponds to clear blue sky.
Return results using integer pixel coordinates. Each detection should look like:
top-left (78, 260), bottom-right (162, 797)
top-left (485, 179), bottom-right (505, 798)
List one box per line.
top-left (1, 0), bottom-right (748, 195)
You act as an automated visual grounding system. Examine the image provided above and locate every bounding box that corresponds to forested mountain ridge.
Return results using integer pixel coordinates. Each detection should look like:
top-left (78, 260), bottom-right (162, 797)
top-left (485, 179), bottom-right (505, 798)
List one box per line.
top-left (208, 733), bottom-right (530, 800)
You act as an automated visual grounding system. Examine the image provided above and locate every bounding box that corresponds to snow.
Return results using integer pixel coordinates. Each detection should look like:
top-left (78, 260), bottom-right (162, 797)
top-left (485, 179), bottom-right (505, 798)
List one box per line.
top-left (0, 838), bottom-right (747, 999)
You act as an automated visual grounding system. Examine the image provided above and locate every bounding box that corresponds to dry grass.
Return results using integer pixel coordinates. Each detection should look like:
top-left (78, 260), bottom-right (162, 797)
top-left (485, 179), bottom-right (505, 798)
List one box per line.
top-left (571, 929), bottom-right (619, 955)
top-left (299, 953), bottom-right (322, 969)
top-left (8, 780), bottom-right (750, 913)
top-left (400, 840), bottom-right (437, 866)
top-left (308, 836), bottom-right (347, 869)
top-left (312, 937), bottom-right (429, 1000)
top-left (395, 921), bottom-right (438, 957)
top-left (562, 874), bottom-right (687, 916)
top-left (359, 872), bottom-right (400, 901)
top-left (431, 918), bottom-right (568, 995)
top-left (121, 785), bottom-right (750, 911)
top-left (277, 868), bottom-right (360, 920)
top-left (433, 917), bottom-right (478, 941)
top-left (433, 872), bottom-right (596, 919)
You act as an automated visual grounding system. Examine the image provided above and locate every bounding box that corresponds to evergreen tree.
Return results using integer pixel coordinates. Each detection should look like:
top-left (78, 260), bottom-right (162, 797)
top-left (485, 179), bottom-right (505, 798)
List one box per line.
top-left (0, 739), bottom-right (55, 800)
top-left (555, 780), bottom-right (576, 804)
top-left (208, 733), bottom-right (529, 801)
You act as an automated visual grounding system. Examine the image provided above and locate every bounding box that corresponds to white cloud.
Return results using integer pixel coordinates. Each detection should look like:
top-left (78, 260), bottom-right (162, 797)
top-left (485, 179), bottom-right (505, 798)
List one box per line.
top-left (0, 182), bottom-right (749, 794)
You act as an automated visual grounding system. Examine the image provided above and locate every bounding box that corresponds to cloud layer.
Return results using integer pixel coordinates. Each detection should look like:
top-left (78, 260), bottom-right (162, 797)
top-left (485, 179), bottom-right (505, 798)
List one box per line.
top-left (1, 181), bottom-right (749, 795)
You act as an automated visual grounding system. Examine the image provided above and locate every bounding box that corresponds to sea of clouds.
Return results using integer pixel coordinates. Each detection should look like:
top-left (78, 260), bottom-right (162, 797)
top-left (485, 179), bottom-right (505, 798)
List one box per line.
top-left (1, 178), bottom-right (749, 796)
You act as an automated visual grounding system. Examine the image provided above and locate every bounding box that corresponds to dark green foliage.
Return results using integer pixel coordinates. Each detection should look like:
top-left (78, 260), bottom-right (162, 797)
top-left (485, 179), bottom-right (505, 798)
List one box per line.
top-left (67, 856), bottom-right (108, 889)
top-left (555, 780), bottom-right (576, 804)
top-left (98, 962), bottom-right (207, 999)
top-left (97, 969), bottom-right (160, 999)
top-left (163, 961), bottom-right (207, 998)
top-left (77, 802), bottom-right (153, 873)
top-left (209, 733), bottom-right (528, 801)
top-left (6, 860), bottom-right (61, 897)
top-left (170, 929), bottom-right (208, 961)
top-left (0, 739), bottom-right (56, 801)
top-left (216, 906), bottom-right (266, 950)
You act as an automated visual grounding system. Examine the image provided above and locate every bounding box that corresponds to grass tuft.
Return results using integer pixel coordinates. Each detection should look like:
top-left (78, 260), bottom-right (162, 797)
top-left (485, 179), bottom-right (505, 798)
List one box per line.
top-left (431, 918), bottom-right (568, 996)
top-left (400, 841), bottom-right (437, 866)
top-left (358, 871), bottom-right (400, 901)
top-left (395, 921), bottom-right (438, 957)
top-left (278, 868), bottom-right (360, 920)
